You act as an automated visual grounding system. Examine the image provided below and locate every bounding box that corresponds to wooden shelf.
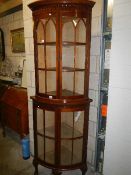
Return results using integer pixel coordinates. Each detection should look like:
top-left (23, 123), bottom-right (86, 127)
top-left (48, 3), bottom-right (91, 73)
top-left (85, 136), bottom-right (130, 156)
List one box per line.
top-left (38, 67), bottom-right (56, 71)
top-left (37, 42), bottom-right (56, 46)
top-left (37, 41), bottom-right (86, 46)
top-left (45, 89), bottom-right (81, 96)
top-left (62, 67), bottom-right (85, 72)
top-left (38, 67), bottom-right (85, 72)
top-left (63, 41), bottom-right (86, 46)
top-left (37, 122), bottom-right (83, 139)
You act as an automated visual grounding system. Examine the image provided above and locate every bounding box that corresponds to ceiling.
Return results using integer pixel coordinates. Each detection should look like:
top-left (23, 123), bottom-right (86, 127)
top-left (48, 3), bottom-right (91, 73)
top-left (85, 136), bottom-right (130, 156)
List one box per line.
top-left (0, 0), bottom-right (22, 15)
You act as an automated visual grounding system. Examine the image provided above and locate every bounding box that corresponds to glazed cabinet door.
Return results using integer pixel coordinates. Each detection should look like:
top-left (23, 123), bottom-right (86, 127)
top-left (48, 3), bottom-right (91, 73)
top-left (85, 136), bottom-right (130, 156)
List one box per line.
top-left (60, 11), bottom-right (90, 98)
top-left (35, 107), bottom-right (55, 165)
top-left (60, 110), bottom-right (85, 166)
top-left (34, 13), bottom-right (58, 97)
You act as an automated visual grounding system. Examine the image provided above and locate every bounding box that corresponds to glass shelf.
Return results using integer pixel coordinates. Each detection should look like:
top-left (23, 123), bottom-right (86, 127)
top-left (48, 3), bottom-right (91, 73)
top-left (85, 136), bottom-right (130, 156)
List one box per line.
top-left (37, 122), bottom-right (83, 139)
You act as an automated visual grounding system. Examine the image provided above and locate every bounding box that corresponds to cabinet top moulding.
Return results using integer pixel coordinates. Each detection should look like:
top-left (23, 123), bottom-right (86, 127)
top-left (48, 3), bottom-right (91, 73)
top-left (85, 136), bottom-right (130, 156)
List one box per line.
top-left (28, 0), bottom-right (95, 10)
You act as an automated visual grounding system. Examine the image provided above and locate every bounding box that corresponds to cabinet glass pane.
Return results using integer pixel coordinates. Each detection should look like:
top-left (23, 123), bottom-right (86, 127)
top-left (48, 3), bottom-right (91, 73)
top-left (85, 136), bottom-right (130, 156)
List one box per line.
top-left (61, 140), bottom-right (72, 165)
top-left (37, 135), bottom-right (44, 160)
top-left (37, 108), bottom-right (44, 134)
top-left (61, 112), bottom-right (73, 138)
top-left (62, 46), bottom-right (74, 68)
top-left (37, 109), bottom-right (55, 137)
top-left (46, 18), bottom-right (56, 42)
top-left (46, 46), bottom-right (56, 68)
top-left (45, 138), bottom-right (55, 164)
top-left (37, 21), bottom-right (44, 43)
top-left (47, 71), bottom-right (56, 93)
top-left (45, 111), bottom-right (55, 137)
top-left (62, 17), bottom-right (74, 42)
top-left (37, 17), bottom-right (56, 43)
top-left (62, 72), bottom-right (74, 96)
top-left (38, 45), bottom-right (45, 69)
top-left (61, 111), bottom-right (83, 138)
top-left (72, 138), bottom-right (83, 164)
top-left (76, 19), bottom-right (86, 43)
top-left (61, 139), bottom-right (83, 165)
top-left (75, 72), bottom-right (84, 95)
top-left (38, 70), bottom-right (45, 94)
top-left (76, 46), bottom-right (85, 69)
top-left (74, 111), bottom-right (84, 135)
top-left (37, 136), bottom-right (55, 164)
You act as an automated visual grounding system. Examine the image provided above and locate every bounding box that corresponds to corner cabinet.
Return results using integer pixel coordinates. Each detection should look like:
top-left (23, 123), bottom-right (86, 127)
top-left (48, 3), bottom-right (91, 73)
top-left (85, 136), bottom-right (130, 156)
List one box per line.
top-left (28, 1), bottom-right (95, 175)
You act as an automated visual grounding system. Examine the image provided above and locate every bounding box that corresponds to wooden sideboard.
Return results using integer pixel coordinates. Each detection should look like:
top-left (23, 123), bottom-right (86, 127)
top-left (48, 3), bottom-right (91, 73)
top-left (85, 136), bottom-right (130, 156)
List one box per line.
top-left (0, 86), bottom-right (29, 138)
top-left (0, 84), bottom-right (8, 122)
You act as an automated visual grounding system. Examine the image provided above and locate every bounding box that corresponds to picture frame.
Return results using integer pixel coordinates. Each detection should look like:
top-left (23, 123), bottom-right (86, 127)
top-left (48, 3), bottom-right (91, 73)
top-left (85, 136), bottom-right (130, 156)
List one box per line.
top-left (0, 28), bottom-right (5, 61)
top-left (11, 28), bottom-right (25, 53)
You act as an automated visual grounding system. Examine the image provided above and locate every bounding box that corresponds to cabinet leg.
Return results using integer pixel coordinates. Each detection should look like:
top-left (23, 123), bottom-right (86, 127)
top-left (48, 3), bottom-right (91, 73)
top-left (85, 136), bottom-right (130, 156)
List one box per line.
top-left (52, 169), bottom-right (62, 175)
top-left (33, 159), bottom-right (38, 175)
top-left (81, 164), bottom-right (87, 175)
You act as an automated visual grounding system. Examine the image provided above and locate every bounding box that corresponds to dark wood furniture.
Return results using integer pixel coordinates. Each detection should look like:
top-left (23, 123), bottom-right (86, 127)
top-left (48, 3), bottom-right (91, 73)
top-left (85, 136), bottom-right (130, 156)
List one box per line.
top-left (0, 86), bottom-right (29, 138)
top-left (29, 0), bottom-right (95, 174)
top-left (0, 84), bottom-right (8, 122)
top-left (0, 28), bottom-right (5, 61)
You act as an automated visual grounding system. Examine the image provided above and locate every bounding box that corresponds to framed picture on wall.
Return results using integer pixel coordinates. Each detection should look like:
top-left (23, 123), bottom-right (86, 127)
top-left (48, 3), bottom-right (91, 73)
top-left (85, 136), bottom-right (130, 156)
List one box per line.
top-left (11, 28), bottom-right (25, 53)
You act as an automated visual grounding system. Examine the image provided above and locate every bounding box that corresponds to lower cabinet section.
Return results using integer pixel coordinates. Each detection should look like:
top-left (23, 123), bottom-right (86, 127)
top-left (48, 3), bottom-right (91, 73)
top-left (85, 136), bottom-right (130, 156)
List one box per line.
top-left (31, 96), bottom-right (91, 175)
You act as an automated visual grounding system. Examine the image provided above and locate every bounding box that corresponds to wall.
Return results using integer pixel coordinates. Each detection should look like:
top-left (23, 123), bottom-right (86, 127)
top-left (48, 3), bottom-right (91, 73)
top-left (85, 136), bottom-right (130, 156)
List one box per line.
top-left (103, 0), bottom-right (131, 175)
top-left (0, 10), bottom-right (26, 86)
top-left (88, 0), bottom-right (102, 166)
top-left (22, 0), bottom-right (102, 167)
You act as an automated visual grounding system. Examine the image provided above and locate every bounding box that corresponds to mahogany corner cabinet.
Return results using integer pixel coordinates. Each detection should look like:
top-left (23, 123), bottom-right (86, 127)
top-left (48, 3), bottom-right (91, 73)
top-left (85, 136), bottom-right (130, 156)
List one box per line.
top-left (28, 0), bottom-right (95, 174)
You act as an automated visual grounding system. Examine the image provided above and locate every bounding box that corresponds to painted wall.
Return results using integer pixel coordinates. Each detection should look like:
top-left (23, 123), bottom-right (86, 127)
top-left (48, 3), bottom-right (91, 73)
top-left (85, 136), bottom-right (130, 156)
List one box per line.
top-left (22, 0), bottom-right (102, 167)
top-left (103, 0), bottom-right (131, 174)
top-left (0, 10), bottom-right (27, 87)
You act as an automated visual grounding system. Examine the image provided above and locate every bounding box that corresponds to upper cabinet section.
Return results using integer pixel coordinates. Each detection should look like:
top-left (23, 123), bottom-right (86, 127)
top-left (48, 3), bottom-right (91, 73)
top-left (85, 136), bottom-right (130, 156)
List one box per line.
top-left (29, 0), bottom-right (95, 99)
top-left (36, 17), bottom-right (56, 44)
